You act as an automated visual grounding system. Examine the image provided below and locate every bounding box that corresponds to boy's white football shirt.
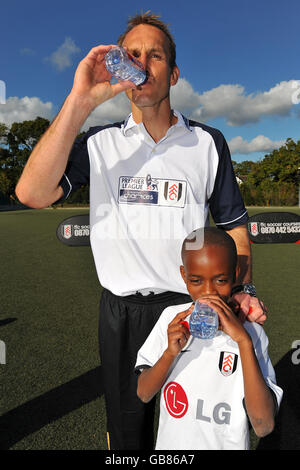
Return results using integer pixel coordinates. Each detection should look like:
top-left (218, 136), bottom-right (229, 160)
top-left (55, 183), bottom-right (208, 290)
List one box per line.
top-left (135, 302), bottom-right (283, 450)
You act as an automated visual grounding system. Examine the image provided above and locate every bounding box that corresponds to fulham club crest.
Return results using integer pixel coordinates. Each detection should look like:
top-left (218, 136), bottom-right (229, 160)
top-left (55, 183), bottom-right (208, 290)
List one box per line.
top-left (219, 351), bottom-right (238, 376)
top-left (250, 222), bottom-right (259, 237)
top-left (62, 224), bottom-right (72, 239)
top-left (164, 181), bottom-right (183, 203)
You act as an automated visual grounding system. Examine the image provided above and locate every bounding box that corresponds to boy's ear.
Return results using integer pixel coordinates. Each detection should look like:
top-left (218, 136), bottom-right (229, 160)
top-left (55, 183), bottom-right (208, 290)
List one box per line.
top-left (180, 265), bottom-right (186, 283)
top-left (234, 264), bottom-right (240, 285)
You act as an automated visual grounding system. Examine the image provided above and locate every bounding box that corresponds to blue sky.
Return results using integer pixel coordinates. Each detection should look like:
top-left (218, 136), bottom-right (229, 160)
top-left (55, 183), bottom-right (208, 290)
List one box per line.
top-left (0, 0), bottom-right (299, 162)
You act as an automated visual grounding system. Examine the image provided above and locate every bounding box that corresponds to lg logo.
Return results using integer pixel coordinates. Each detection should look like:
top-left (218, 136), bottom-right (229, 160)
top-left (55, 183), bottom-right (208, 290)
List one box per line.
top-left (164, 382), bottom-right (188, 418)
top-left (164, 382), bottom-right (231, 424)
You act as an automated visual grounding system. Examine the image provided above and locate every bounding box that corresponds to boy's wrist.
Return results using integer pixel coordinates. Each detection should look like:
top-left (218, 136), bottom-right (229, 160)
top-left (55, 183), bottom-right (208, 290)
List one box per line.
top-left (237, 334), bottom-right (253, 350)
top-left (163, 349), bottom-right (178, 362)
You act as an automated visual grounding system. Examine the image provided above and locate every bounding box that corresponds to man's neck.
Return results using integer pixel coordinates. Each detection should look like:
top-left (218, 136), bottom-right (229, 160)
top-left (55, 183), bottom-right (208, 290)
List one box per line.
top-left (131, 102), bottom-right (178, 143)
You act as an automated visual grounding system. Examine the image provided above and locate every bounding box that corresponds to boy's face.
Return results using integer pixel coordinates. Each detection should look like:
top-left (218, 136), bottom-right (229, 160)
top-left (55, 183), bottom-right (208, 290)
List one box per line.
top-left (180, 244), bottom-right (236, 303)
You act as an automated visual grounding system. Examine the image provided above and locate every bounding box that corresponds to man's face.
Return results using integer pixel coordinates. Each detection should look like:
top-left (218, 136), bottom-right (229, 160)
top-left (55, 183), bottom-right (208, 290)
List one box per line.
top-left (180, 245), bottom-right (235, 303)
top-left (121, 24), bottom-right (179, 109)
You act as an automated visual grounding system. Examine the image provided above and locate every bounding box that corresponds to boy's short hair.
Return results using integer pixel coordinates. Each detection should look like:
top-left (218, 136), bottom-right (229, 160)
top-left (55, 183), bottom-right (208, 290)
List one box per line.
top-left (117, 11), bottom-right (177, 69)
top-left (181, 227), bottom-right (238, 274)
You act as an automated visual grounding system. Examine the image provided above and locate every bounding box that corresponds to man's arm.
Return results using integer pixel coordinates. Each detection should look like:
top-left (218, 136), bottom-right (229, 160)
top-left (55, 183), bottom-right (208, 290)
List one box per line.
top-left (15, 45), bottom-right (135, 209)
top-left (225, 224), bottom-right (252, 284)
top-left (16, 94), bottom-right (90, 208)
top-left (226, 224), bottom-right (267, 325)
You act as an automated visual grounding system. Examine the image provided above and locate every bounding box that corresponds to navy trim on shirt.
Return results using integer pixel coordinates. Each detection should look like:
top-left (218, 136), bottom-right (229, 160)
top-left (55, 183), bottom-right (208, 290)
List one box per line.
top-left (189, 120), bottom-right (248, 230)
top-left (56, 122), bottom-right (123, 204)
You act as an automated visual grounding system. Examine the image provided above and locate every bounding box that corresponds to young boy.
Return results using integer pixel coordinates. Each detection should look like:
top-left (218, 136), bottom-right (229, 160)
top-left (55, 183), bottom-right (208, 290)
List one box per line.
top-left (135, 227), bottom-right (283, 450)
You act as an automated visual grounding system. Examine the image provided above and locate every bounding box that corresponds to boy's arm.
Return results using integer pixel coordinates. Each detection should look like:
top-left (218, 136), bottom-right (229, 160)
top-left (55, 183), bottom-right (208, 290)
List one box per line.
top-left (238, 339), bottom-right (276, 437)
top-left (137, 350), bottom-right (178, 403)
top-left (200, 295), bottom-right (276, 437)
top-left (137, 308), bottom-right (192, 404)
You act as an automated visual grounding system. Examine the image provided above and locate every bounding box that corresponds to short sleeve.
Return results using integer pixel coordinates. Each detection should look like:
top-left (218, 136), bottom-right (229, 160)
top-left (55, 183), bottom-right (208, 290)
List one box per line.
top-left (55, 129), bottom-right (93, 204)
top-left (135, 306), bottom-right (187, 374)
top-left (208, 130), bottom-right (248, 229)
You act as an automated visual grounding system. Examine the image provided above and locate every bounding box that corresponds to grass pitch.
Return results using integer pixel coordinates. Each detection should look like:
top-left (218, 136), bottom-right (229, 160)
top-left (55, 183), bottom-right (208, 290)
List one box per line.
top-left (0, 207), bottom-right (300, 450)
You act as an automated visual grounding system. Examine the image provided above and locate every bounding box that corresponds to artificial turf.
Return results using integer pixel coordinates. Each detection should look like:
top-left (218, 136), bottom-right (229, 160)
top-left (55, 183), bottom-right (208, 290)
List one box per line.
top-left (0, 207), bottom-right (299, 450)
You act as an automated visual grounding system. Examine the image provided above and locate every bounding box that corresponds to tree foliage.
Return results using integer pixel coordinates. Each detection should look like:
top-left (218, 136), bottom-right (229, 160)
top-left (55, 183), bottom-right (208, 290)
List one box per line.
top-left (232, 138), bottom-right (300, 206)
top-left (0, 117), bottom-right (299, 206)
top-left (0, 117), bottom-right (50, 201)
top-left (0, 116), bottom-right (88, 205)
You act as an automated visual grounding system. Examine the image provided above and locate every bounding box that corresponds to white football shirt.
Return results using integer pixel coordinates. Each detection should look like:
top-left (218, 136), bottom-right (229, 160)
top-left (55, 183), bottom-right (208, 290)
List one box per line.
top-left (59, 111), bottom-right (248, 296)
top-left (135, 302), bottom-right (283, 450)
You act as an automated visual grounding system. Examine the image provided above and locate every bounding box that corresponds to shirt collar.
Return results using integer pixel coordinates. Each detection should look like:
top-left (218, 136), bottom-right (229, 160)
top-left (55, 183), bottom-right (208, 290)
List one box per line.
top-left (122, 109), bottom-right (191, 136)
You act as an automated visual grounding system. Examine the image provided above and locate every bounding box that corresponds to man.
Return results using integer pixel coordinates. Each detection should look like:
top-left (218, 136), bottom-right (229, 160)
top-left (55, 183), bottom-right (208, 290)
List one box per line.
top-left (16, 12), bottom-right (267, 450)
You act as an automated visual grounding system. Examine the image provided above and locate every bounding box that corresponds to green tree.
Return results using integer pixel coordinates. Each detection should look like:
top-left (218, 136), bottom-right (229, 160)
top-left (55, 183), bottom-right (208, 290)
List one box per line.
top-left (233, 138), bottom-right (300, 206)
top-left (0, 117), bottom-right (50, 201)
top-left (232, 160), bottom-right (257, 181)
top-left (0, 117), bottom-right (90, 205)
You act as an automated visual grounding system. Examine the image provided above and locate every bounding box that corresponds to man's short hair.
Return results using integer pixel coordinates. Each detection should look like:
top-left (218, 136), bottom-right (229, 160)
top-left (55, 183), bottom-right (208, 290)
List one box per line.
top-left (117, 11), bottom-right (177, 70)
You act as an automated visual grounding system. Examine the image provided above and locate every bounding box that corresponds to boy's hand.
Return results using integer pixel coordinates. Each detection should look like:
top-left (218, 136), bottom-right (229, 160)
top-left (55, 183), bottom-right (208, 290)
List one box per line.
top-left (166, 306), bottom-right (193, 358)
top-left (197, 295), bottom-right (251, 345)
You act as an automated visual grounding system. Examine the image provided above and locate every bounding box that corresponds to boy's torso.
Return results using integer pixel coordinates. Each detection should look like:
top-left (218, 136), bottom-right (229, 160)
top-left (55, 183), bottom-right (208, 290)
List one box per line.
top-left (154, 303), bottom-right (260, 450)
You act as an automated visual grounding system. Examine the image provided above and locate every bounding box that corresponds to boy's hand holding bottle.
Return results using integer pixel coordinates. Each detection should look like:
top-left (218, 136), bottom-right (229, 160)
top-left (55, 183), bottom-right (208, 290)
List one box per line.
top-left (166, 307), bottom-right (193, 358)
top-left (199, 295), bottom-right (251, 345)
top-left (167, 295), bottom-right (252, 352)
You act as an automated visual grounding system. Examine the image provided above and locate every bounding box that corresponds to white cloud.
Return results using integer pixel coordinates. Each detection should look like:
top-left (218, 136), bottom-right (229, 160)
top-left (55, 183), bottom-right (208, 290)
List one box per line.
top-left (228, 135), bottom-right (285, 155)
top-left (171, 78), bottom-right (300, 126)
top-left (45, 37), bottom-right (81, 71)
top-left (0, 96), bottom-right (53, 126)
top-left (170, 78), bottom-right (201, 115)
top-left (0, 76), bottom-right (296, 158)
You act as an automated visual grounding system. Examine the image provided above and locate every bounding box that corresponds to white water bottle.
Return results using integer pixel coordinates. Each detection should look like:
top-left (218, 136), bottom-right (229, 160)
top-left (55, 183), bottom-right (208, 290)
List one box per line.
top-left (105, 46), bottom-right (146, 86)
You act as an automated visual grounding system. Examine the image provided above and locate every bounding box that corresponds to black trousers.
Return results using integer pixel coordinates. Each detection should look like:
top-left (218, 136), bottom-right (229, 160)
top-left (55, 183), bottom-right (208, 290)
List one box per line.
top-left (98, 288), bottom-right (191, 450)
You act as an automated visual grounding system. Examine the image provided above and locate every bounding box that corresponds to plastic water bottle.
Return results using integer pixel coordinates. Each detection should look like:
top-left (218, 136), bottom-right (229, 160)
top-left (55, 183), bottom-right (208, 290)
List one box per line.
top-left (189, 301), bottom-right (219, 339)
top-left (105, 46), bottom-right (146, 86)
